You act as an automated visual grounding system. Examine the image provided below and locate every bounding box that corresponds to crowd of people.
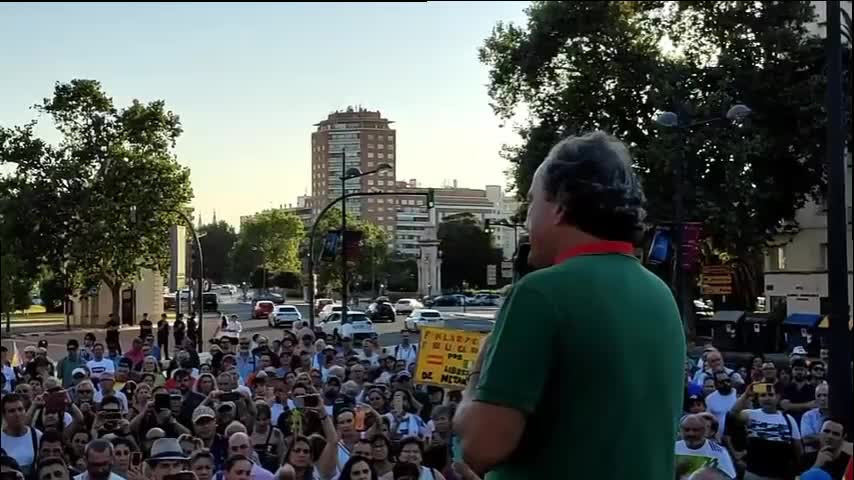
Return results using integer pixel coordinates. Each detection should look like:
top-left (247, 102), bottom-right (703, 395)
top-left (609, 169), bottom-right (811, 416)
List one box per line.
top-left (678, 346), bottom-right (852, 480)
top-left (0, 316), bottom-right (479, 480)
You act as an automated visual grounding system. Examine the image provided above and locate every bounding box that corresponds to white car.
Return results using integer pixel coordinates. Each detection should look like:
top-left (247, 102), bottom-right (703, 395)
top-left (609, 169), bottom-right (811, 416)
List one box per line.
top-left (319, 304), bottom-right (343, 322)
top-left (404, 309), bottom-right (443, 331)
top-left (320, 311), bottom-right (376, 342)
top-left (394, 298), bottom-right (423, 315)
top-left (269, 304), bottom-right (302, 328)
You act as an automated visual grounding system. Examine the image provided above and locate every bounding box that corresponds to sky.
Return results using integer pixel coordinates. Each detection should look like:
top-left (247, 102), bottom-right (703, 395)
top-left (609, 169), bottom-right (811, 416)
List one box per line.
top-left (0, 2), bottom-right (529, 227)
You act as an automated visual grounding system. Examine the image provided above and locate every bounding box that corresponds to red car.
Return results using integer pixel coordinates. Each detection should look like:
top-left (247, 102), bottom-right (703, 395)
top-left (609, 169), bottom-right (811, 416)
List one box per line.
top-left (252, 300), bottom-right (274, 319)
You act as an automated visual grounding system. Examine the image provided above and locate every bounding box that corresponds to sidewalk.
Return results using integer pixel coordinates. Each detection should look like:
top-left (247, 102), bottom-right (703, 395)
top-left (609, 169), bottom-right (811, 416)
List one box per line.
top-left (2, 312), bottom-right (181, 338)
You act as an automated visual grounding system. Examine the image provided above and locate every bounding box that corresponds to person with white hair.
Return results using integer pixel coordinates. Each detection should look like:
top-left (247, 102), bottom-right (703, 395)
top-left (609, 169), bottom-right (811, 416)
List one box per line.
top-left (226, 432), bottom-right (274, 480)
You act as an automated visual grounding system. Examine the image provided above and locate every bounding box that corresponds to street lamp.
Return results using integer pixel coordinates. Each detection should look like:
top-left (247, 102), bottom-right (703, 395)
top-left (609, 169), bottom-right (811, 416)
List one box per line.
top-left (338, 147), bottom-right (392, 321)
top-left (653, 103), bottom-right (751, 334)
top-left (485, 219), bottom-right (524, 256)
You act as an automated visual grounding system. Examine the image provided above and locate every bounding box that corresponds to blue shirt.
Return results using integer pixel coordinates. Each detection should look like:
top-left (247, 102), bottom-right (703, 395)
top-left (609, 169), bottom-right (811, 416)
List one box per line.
top-left (236, 353), bottom-right (258, 380)
top-left (800, 408), bottom-right (827, 440)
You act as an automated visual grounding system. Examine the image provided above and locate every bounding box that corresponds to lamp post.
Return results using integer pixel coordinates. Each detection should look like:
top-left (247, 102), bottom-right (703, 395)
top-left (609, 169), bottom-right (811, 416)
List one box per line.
top-left (337, 148), bottom-right (392, 322)
top-left (485, 219), bottom-right (523, 257)
top-left (824, 0), bottom-right (852, 432)
top-left (174, 210), bottom-right (204, 353)
top-left (654, 103), bottom-right (752, 334)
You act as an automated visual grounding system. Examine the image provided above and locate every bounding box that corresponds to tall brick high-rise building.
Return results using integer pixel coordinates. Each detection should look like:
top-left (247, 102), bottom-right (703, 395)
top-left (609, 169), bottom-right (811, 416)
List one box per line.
top-left (311, 107), bottom-right (397, 245)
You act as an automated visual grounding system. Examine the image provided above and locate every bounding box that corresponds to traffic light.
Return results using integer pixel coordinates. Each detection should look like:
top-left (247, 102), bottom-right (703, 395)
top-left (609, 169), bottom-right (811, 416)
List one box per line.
top-left (426, 188), bottom-right (435, 209)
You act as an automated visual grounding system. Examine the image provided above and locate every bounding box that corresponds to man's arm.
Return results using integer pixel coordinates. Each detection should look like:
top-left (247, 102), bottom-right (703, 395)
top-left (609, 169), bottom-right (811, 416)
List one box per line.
top-left (729, 385), bottom-right (754, 424)
top-left (453, 281), bottom-right (552, 475)
top-left (780, 398), bottom-right (816, 414)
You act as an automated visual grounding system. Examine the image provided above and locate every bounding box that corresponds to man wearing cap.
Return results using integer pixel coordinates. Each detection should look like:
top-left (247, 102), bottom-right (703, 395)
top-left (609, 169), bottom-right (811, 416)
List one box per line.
top-left (193, 406), bottom-right (228, 470)
top-left (782, 358), bottom-right (816, 424)
top-left (147, 438), bottom-right (189, 480)
top-left (57, 340), bottom-right (87, 389)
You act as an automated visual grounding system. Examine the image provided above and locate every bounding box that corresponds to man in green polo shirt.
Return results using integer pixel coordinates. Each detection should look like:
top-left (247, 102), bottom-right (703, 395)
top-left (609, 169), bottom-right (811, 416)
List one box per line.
top-left (453, 131), bottom-right (685, 479)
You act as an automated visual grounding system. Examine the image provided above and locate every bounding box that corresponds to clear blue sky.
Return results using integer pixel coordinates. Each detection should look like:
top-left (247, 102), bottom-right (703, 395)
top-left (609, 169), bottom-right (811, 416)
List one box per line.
top-left (0, 2), bottom-right (529, 227)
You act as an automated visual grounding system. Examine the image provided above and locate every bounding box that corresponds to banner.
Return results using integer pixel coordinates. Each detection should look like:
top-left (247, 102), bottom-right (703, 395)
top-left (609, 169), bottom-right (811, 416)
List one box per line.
top-left (414, 327), bottom-right (487, 389)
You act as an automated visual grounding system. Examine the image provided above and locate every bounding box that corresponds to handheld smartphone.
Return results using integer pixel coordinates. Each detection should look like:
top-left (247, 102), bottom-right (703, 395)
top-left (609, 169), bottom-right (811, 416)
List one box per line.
top-left (45, 390), bottom-right (67, 413)
top-left (220, 391), bottom-right (241, 402)
top-left (101, 410), bottom-right (122, 421)
top-left (303, 393), bottom-right (320, 408)
top-left (163, 473), bottom-right (198, 480)
top-left (354, 407), bottom-right (366, 431)
top-left (753, 383), bottom-right (772, 395)
top-left (131, 451), bottom-right (143, 467)
top-left (154, 393), bottom-right (171, 411)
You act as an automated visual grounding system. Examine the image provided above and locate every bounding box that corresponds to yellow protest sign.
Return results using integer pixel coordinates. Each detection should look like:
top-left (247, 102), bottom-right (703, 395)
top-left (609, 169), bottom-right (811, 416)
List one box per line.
top-left (414, 327), bottom-right (487, 388)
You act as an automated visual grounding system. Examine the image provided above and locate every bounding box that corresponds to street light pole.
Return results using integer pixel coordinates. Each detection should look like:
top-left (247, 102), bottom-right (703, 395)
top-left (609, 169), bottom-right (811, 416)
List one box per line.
top-left (175, 210), bottom-right (204, 353)
top-left (340, 148), bottom-right (349, 321)
top-left (824, 0), bottom-right (852, 432)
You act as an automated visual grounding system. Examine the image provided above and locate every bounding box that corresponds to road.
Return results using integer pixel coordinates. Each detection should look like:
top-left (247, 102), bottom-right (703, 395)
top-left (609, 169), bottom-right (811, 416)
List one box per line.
top-left (1, 302), bottom-right (497, 361)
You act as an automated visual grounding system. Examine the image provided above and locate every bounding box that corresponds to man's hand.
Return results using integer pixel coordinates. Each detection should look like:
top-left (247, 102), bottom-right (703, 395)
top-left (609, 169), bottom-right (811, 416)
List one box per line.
top-left (815, 446), bottom-right (836, 467)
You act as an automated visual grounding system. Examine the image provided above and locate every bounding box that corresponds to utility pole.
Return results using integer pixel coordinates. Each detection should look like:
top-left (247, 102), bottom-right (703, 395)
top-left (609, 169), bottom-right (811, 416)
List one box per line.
top-left (340, 148), bottom-right (349, 321)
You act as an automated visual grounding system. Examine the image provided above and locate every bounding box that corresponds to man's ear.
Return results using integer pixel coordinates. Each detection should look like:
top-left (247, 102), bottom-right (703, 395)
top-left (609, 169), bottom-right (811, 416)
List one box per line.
top-left (551, 201), bottom-right (566, 227)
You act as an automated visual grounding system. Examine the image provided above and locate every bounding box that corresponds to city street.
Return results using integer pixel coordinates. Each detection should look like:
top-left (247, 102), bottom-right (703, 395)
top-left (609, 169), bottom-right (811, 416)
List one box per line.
top-left (1, 302), bottom-right (498, 361)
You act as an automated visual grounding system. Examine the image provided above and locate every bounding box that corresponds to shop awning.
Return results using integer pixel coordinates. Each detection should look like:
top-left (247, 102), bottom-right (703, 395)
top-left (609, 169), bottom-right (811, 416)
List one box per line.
top-left (783, 313), bottom-right (822, 327)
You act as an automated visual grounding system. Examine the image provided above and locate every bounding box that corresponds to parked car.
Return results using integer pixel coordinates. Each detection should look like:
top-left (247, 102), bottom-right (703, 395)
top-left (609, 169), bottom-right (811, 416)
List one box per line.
top-left (394, 298), bottom-right (423, 315)
top-left (433, 295), bottom-right (464, 307)
top-left (319, 304), bottom-right (343, 322)
top-left (252, 300), bottom-right (275, 319)
top-left (472, 294), bottom-right (500, 306)
top-left (320, 311), bottom-right (376, 342)
top-left (315, 298), bottom-right (334, 314)
top-left (269, 304), bottom-right (302, 328)
top-left (404, 309), bottom-right (443, 331)
top-left (367, 302), bottom-right (396, 322)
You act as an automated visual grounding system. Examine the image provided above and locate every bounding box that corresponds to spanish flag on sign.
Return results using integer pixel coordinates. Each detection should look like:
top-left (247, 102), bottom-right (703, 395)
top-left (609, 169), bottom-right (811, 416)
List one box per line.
top-left (10, 341), bottom-right (21, 368)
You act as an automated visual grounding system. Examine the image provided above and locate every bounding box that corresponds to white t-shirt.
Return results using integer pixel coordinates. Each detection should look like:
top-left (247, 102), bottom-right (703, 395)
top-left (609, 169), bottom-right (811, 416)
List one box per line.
top-left (395, 344), bottom-right (418, 367)
top-left (358, 352), bottom-right (380, 369)
top-left (705, 390), bottom-right (737, 438)
top-left (674, 439), bottom-right (737, 478)
top-left (2, 365), bottom-right (15, 392)
top-left (0, 427), bottom-right (42, 474)
top-left (746, 409), bottom-right (801, 442)
top-left (86, 358), bottom-right (115, 379)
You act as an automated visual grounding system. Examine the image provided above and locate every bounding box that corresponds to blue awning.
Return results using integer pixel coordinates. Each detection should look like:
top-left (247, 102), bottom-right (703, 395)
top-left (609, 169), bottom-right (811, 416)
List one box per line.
top-left (784, 313), bottom-right (822, 327)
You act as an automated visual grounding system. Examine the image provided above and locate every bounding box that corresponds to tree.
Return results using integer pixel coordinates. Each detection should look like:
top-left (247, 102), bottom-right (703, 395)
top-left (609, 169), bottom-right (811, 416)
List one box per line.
top-left (1, 79), bottom-right (193, 317)
top-left (198, 220), bottom-right (237, 283)
top-left (230, 208), bottom-right (304, 285)
top-left (438, 213), bottom-right (502, 290)
top-left (480, 1), bottom-right (834, 268)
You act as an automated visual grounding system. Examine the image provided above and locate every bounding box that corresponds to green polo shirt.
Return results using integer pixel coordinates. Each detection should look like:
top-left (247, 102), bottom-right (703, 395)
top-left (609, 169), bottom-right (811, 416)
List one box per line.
top-left (474, 252), bottom-right (685, 480)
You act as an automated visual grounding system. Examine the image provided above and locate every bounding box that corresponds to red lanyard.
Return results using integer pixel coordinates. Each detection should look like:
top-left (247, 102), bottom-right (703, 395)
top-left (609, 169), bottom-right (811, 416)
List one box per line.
top-left (554, 241), bottom-right (635, 264)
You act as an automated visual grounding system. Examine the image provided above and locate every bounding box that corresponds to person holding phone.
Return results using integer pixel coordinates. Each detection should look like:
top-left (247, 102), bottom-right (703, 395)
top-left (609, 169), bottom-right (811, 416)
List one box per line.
top-left (279, 390), bottom-right (339, 480)
top-left (729, 383), bottom-right (802, 479)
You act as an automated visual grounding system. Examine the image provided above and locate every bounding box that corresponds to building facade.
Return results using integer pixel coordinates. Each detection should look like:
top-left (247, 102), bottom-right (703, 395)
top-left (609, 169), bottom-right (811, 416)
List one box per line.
top-left (310, 107), bottom-right (398, 239)
top-left (762, 2), bottom-right (853, 318)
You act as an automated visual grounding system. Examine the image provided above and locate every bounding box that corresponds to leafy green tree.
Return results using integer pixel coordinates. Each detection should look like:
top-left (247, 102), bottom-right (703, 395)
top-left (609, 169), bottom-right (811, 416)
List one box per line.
top-left (481, 0), bottom-right (833, 267)
top-left (230, 208), bottom-right (304, 285)
top-left (198, 220), bottom-right (238, 283)
top-left (438, 213), bottom-right (502, 290)
top-left (1, 79), bottom-right (193, 317)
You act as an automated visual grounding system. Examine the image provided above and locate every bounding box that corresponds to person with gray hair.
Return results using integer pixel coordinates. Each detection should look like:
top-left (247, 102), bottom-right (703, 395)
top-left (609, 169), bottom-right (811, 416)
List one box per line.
top-left (454, 131), bottom-right (685, 480)
top-left (77, 439), bottom-right (124, 480)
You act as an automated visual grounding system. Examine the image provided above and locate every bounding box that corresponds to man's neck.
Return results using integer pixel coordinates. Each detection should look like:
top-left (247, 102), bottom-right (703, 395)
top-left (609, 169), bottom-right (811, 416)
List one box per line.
top-left (2, 424), bottom-right (26, 436)
top-left (550, 229), bottom-right (606, 265)
top-left (761, 407), bottom-right (779, 415)
top-left (685, 439), bottom-right (707, 451)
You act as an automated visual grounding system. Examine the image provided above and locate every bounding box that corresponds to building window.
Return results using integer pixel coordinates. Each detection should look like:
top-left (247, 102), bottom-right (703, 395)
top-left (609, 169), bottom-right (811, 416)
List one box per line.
top-left (769, 246), bottom-right (787, 271)
top-left (367, 180), bottom-right (374, 186)
top-left (387, 153), bottom-right (394, 160)
top-left (378, 153), bottom-right (385, 159)
top-left (368, 208), bottom-right (374, 213)
top-left (368, 144), bottom-right (375, 149)
top-left (368, 134), bottom-right (374, 140)
top-left (378, 144), bottom-right (384, 149)
top-left (378, 199), bottom-right (384, 204)
top-left (378, 216), bottom-right (384, 221)
top-left (368, 152), bottom-right (374, 159)
top-left (368, 198), bottom-right (374, 203)
top-left (387, 144), bottom-right (394, 151)
top-left (368, 161), bottom-right (375, 167)
top-left (378, 180), bottom-right (385, 186)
